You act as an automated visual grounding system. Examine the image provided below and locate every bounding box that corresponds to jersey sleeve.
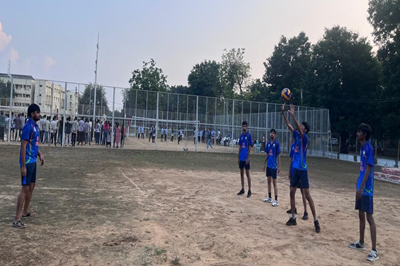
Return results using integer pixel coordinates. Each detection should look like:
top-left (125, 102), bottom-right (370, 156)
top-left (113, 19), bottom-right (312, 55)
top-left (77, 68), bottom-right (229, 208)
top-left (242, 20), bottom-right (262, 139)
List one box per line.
top-left (248, 134), bottom-right (253, 147)
top-left (366, 145), bottom-right (374, 167)
top-left (277, 141), bottom-right (281, 154)
top-left (293, 130), bottom-right (299, 139)
top-left (21, 124), bottom-right (32, 141)
top-left (238, 137), bottom-right (242, 146)
top-left (302, 133), bottom-right (309, 148)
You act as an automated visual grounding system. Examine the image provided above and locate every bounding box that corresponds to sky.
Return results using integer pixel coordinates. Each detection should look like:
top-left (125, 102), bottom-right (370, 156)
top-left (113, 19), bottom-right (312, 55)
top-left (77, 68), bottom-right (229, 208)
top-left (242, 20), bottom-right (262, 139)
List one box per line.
top-left (0, 0), bottom-right (374, 110)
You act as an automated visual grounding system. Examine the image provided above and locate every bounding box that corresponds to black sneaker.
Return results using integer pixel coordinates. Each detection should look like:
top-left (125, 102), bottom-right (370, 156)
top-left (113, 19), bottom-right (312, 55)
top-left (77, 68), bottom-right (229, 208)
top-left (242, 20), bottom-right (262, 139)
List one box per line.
top-left (247, 190), bottom-right (252, 198)
top-left (314, 220), bottom-right (321, 233)
top-left (237, 189), bottom-right (245, 195)
top-left (286, 208), bottom-right (297, 214)
top-left (302, 212), bottom-right (309, 220)
top-left (286, 217), bottom-right (297, 226)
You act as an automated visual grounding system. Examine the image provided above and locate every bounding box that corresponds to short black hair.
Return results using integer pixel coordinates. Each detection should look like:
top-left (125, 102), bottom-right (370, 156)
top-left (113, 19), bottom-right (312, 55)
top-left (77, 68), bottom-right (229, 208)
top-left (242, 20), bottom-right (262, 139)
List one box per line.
top-left (358, 123), bottom-right (372, 140)
top-left (27, 104), bottom-right (40, 118)
top-left (270, 128), bottom-right (276, 134)
top-left (302, 122), bottom-right (310, 134)
top-left (242, 121), bottom-right (248, 126)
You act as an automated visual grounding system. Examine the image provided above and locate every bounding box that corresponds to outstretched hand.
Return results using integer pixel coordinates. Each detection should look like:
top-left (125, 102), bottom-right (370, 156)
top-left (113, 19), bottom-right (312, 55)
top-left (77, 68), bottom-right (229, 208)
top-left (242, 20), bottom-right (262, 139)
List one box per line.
top-left (281, 103), bottom-right (286, 113)
top-left (288, 104), bottom-right (295, 116)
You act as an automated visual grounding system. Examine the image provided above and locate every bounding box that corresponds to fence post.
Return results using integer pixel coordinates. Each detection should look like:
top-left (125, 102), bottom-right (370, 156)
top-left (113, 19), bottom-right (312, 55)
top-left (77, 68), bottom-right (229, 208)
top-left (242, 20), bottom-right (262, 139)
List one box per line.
top-left (155, 92), bottom-right (159, 150)
top-left (231, 100), bottom-right (234, 153)
top-left (397, 140), bottom-right (400, 168)
top-left (7, 75), bottom-right (13, 145)
top-left (112, 87), bottom-right (115, 148)
top-left (49, 82), bottom-right (54, 147)
top-left (62, 82), bottom-right (67, 147)
top-left (195, 96), bottom-right (198, 152)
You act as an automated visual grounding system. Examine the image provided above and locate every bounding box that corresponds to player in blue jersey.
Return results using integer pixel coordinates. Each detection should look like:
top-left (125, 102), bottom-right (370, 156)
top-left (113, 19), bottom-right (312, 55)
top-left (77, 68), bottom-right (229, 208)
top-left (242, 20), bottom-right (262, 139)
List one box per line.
top-left (286, 141), bottom-right (309, 220)
top-left (348, 123), bottom-right (379, 262)
top-left (263, 129), bottom-right (280, 206)
top-left (282, 103), bottom-right (320, 233)
top-left (237, 121), bottom-right (253, 198)
top-left (13, 104), bottom-right (45, 229)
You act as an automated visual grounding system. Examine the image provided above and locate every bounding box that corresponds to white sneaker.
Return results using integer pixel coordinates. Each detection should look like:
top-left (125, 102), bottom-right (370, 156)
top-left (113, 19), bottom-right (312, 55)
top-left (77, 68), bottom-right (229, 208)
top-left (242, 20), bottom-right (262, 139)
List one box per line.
top-left (366, 250), bottom-right (379, 262)
top-left (263, 197), bottom-right (272, 203)
top-left (272, 200), bottom-right (279, 207)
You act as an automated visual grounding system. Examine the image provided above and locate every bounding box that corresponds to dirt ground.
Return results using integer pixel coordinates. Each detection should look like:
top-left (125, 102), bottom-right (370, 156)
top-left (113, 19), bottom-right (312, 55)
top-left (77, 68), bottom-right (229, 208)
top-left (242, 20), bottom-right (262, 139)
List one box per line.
top-left (0, 137), bottom-right (399, 266)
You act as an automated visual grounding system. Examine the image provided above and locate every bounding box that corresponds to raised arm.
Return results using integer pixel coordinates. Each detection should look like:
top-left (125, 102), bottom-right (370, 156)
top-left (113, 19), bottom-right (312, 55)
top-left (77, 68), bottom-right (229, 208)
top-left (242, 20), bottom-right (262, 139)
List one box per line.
top-left (288, 104), bottom-right (304, 139)
top-left (281, 103), bottom-right (294, 133)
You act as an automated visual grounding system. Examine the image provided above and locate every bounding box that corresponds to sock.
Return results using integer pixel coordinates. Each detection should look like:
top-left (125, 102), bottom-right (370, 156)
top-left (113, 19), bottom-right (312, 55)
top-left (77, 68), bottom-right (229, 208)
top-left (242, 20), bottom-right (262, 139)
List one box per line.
top-left (360, 240), bottom-right (364, 245)
top-left (292, 213), bottom-right (295, 219)
top-left (372, 249), bottom-right (377, 252)
top-left (314, 217), bottom-right (318, 222)
top-left (275, 196), bottom-right (278, 201)
top-left (268, 193), bottom-right (271, 198)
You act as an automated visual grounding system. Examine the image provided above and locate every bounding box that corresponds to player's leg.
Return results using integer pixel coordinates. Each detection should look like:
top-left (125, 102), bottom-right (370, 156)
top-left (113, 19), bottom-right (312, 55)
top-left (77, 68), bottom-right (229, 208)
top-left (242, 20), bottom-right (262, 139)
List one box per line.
top-left (245, 167), bottom-right (251, 197)
top-left (237, 165), bottom-right (245, 195)
top-left (300, 188), bottom-right (308, 220)
top-left (272, 176), bottom-right (278, 206)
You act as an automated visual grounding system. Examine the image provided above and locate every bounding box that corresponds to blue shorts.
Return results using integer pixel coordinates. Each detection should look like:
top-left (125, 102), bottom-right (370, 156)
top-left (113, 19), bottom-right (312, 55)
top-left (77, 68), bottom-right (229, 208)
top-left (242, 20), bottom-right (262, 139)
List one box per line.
top-left (355, 195), bottom-right (373, 214)
top-left (21, 163), bottom-right (36, 186)
top-left (291, 169), bottom-right (309, 189)
top-left (239, 161), bottom-right (250, 170)
top-left (266, 167), bottom-right (277, 179)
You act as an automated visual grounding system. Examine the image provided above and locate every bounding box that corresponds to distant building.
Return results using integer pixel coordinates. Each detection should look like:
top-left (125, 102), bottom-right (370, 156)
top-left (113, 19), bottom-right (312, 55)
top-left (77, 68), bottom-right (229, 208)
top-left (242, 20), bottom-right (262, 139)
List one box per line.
top-left (0, 73), bottom-right (35, 114)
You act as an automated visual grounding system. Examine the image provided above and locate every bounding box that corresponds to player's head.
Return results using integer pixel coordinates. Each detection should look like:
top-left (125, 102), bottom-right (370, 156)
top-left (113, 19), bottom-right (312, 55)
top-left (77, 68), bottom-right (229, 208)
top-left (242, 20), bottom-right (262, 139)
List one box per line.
top-left (357, 123), bottom-right (372, 141)
top-left (27, 104), bottom-right (40, 121)
top-left (301, 122), bottom-right (310, 134)
top-left (270, 129), bottom-right (276, 139)
top-left (242, 121), bottom-right (248, 133)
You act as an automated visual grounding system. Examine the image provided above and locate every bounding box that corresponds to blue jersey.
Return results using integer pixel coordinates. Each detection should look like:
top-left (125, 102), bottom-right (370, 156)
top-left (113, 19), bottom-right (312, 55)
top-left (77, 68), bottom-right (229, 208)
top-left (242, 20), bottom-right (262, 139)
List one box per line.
top-left (357, 141), bottom-right (374, 196)
top-left (238, 132), bottom-right (252, 161)
top-left (266, 140), bottom-right (280, 169)
top-left (292, 130), bottom-right (308, 171)
top-left (289, 142), bottom-right (295, 175)
top-left (19, 118), bottom-right (40, 166)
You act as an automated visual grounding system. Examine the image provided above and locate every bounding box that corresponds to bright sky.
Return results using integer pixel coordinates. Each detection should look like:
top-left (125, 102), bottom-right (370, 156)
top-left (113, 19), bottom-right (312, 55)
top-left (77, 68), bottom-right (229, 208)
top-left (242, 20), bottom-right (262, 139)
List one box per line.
top-left (0, 0), bottom-right (374, 109)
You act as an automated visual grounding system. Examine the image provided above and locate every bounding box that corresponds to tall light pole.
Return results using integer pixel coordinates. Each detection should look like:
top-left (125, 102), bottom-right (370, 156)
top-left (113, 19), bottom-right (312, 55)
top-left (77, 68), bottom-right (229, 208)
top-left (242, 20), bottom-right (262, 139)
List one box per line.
top-left (93, 33), bottom-right (100, 124)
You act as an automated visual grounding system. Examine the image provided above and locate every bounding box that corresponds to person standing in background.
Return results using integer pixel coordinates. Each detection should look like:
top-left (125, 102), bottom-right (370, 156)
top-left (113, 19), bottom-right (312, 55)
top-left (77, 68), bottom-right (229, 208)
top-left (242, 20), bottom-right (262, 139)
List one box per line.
top-left (0, 111), bottom-right (5, 141)
top-left (71, 117), bottom-right (78, 147)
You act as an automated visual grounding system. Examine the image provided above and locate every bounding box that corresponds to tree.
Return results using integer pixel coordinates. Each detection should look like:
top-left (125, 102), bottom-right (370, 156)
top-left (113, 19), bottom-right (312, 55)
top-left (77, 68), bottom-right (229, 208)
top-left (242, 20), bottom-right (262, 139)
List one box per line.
top-left (0, 78), bottom-right (12, 98)
top-left (368, 0), bottom-right (400, 141)
top-left (79, 83), bottom-right (110, 116)
top-left (243, 79), bottom-right (270, 102)
top-left (187, 60), bottom-right (224, 98)
top-left (124, 59), bottom-right (168, 116)
top-left (221, 48), bottom-right (251, 96)
top-left (305, 26), bottom-right (381, 136)
top-left (263, 32), bottom-right (312, 104)
top-left (169, 85), bottom-right (190, 95)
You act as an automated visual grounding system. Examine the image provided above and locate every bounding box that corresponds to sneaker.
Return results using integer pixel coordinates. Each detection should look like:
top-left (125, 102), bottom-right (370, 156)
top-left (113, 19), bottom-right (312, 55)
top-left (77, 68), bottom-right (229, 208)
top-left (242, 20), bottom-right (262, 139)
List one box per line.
top-left (366, 250), bottom-right (379, 262)
top-left (237, 189), bottom-right (245, 195)
top-left (286, 208), bottom-right (297, 214)
top-left (247, 190), bottom-right (252, 198)
top-left (314, 220), bottom-right (321, 233)
top-left (348, 241), bottom-right (365, 250)
top-left (263, 197), bottom-right (272, 203)
top-left (272, 200), bottom-right (279, 207)
top-left (286, 217), bottom-right (297, 226)
top-left (302, 212), bottom-right (309, 220)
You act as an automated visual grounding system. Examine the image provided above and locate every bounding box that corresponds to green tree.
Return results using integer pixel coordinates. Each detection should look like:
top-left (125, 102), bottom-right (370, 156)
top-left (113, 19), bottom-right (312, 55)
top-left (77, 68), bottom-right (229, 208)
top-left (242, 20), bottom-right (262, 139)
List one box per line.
top-left (243, 79), bottom-right (270, 102)
top-left (79, 83), bottom-right (110, 116)
top-left (124, 59), bottom-right (168, 116)
top-left (305, 26), bottom-right (381, 135)
top-left (188, 60), bottom-right (224, 98)
top-left (263, 32), bottom-right (311, 104)
top-left (0, 78), bottom-right (12, 98)
top-left (169, 85), bottom-right (190, 95)
top-left (368, 0), bottom-right (400, 141)
top-left (221, 48), bottom-right (251, 96)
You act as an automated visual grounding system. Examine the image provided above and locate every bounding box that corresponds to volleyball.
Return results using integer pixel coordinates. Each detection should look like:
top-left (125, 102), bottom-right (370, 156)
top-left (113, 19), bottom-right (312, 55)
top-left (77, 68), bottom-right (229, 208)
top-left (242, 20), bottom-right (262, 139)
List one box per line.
top-left (281, 88), bottom-right (291, 101)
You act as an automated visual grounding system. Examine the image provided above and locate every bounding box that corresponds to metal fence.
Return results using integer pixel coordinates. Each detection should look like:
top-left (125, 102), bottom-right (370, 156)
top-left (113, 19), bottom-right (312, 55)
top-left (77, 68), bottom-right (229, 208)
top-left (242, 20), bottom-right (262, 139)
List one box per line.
top-left (0, 78), bottom-right (331, 156)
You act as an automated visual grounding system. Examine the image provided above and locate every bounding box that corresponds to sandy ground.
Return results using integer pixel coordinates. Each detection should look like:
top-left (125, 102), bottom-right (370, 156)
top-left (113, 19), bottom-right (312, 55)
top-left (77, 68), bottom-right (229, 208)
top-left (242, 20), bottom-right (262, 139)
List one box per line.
top-left (0, 140), bottom-right (399, 266)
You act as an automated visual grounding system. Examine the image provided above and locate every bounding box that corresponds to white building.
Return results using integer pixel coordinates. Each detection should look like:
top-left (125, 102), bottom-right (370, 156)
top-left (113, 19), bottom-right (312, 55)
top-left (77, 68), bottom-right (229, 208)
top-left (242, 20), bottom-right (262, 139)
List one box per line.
top-left (0, 73), bottom-right (35, 114)
top-left (34, 80), bottom-right (79, 117)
